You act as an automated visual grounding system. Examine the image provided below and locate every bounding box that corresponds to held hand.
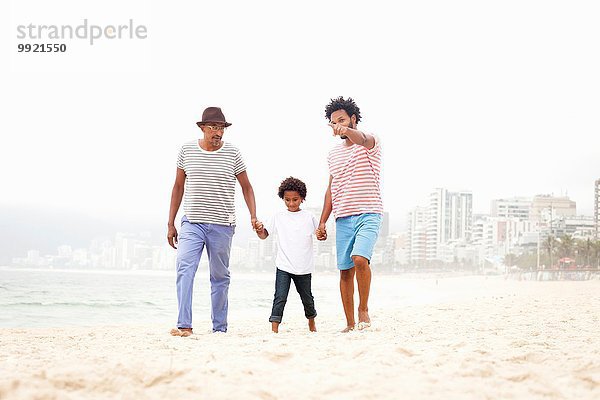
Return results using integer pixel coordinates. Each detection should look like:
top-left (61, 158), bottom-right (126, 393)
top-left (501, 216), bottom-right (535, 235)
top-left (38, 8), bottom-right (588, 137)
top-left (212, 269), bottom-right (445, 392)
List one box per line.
top-left (328, 123), bottom-right (349, 137)
top-left (316, 223), bottom-right (328, 241)
top-left (167, 225), bottom-right (178, 249)
top-left (255, 220), bottom-right (265, 234)
top-left (251, 217), bottom-right (258, 231)
top-left (316, 229), bottom-right (327, 241)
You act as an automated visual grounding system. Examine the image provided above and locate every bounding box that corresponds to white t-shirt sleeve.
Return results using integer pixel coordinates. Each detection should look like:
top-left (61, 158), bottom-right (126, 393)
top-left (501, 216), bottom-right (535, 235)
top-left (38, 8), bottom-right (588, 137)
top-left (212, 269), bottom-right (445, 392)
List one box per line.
top-left (310, 213), bottom-right (319, 232)
top-left (265, 214), bottom-right (276, 236)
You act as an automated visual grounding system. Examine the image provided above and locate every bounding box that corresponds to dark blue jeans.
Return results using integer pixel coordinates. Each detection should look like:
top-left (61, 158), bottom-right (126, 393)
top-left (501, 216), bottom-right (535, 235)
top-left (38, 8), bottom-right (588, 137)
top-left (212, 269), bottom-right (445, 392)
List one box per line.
top-left (269, 268), bottom-right (317, 323)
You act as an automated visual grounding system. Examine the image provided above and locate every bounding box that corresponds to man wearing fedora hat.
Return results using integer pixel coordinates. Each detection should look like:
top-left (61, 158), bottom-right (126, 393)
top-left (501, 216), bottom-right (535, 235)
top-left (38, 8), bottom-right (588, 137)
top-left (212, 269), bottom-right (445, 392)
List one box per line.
top-left (167, 106), bottom-right (257, 335)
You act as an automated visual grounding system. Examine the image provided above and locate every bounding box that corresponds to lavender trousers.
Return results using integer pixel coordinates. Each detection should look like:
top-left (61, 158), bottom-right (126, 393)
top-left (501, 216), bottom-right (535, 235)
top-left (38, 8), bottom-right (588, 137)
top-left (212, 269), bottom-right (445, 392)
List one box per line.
top-left (176, 216), bottom-right (234, 332)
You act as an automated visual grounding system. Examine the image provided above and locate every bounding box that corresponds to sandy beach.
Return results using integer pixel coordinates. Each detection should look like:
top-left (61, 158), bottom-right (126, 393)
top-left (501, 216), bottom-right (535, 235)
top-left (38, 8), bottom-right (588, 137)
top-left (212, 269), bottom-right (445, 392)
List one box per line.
top-left (1, 276), bottom-right (598, 400)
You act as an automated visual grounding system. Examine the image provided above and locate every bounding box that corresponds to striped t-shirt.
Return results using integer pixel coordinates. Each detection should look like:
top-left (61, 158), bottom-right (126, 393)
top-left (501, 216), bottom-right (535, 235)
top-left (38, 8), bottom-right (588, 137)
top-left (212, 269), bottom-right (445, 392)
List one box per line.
top-left (177, 140), bottom-right (246, 225)
top-left (327, 136), bottom-right (383, 219)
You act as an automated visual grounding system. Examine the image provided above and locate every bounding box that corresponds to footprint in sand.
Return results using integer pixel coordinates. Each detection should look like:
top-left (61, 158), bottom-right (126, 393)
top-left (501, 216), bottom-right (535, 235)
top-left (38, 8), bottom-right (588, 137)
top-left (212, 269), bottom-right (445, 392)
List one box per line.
top-left (396, 347), bottom-right (415, 357)
top-left (506, 372), bottom-right (534, 382)
top-left (507, 352), bottom-right (546, 364)
top-left (353, 349), bottom-right (368, 358)
top-left (255, 390), bottom-right (277, 400)
top-left (265, 352), bottom-right (293, 362)
top-left (510, 339), bottom-right (529, 348)
top-left (578, 375), bottom-right (599, 390)
top-left (461, 366), bottom-right (494, 378)
top-left (144, 370), bottom-right (186, 388)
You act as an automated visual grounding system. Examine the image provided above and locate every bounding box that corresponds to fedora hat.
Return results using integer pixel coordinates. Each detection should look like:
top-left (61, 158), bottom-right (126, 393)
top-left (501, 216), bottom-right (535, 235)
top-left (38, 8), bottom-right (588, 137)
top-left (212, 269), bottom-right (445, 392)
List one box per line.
top-left (196, 107), bottom-right (232, 127)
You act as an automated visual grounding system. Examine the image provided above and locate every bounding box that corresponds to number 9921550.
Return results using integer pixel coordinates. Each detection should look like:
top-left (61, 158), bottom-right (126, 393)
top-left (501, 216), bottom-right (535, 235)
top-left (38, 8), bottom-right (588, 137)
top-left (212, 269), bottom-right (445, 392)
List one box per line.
top-left (18, 43), bottom-right (67, 53)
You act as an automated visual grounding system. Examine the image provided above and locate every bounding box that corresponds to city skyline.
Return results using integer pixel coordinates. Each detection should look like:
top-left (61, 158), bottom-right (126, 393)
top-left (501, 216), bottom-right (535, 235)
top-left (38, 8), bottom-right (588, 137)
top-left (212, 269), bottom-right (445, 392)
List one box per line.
top-left (6, 181), bottom-right (599, 271)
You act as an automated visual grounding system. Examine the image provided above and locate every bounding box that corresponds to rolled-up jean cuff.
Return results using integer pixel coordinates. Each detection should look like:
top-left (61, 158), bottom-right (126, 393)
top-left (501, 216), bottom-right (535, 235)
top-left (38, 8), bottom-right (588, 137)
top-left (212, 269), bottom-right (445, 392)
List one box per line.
top-left (269, 315), bottom-right (282, 323)
top-left (306, 313), bottom-right (317, 319)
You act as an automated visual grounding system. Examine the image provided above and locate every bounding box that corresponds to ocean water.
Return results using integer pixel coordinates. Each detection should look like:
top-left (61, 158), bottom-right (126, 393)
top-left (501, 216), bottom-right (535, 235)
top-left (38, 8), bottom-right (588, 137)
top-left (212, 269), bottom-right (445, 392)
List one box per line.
top-left (0, 268), bottom-right (277, 328)
top-left (0, 267), bottom-right (497, 328)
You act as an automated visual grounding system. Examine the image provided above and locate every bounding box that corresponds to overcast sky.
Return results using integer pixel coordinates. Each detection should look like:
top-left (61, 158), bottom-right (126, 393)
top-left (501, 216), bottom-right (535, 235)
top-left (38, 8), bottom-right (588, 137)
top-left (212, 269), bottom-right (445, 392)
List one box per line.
top-left (2, 0), bottom-right (599, 242)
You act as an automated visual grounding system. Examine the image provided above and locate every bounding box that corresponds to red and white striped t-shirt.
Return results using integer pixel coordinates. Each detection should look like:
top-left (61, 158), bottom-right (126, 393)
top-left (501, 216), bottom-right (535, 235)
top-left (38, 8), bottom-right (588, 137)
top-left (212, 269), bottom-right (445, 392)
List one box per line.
top-left (327, 135), bottom-right (383, 219)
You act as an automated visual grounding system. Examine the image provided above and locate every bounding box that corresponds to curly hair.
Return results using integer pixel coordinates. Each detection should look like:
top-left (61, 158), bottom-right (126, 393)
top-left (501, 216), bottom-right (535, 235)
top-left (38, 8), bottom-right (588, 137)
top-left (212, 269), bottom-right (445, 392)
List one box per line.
top-left (324, 96), bottom-right (362, 123)
top-left (277, 177), bottom-right (307, 199)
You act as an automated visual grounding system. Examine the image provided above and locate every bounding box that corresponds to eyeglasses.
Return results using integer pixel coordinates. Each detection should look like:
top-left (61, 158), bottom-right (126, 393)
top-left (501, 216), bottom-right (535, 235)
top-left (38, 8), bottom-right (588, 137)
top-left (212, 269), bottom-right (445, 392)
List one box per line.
top-left (203, 125), bottom-right (227, 131)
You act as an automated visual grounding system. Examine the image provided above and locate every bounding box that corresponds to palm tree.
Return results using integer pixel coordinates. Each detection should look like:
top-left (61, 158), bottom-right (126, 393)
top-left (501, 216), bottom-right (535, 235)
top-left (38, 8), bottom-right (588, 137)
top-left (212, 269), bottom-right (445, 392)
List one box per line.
top-left (576, 238), bottom-right (593, 267)
top-left (504, 253), bottom-right (517, 272)
top-left (558, 234), bottom-right (575, 259)
top-left (543, 235), bottom-right (558, 268)
top-left (515, 250), bottom-right (537, 270)
top-left (593, 240), bottom-right (600, 268)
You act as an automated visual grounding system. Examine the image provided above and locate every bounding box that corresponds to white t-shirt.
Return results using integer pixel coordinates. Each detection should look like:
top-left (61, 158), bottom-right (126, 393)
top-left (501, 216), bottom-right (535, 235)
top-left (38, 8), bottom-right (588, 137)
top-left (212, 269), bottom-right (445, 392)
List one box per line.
top-left (265, 209), bottom-right (319, 275)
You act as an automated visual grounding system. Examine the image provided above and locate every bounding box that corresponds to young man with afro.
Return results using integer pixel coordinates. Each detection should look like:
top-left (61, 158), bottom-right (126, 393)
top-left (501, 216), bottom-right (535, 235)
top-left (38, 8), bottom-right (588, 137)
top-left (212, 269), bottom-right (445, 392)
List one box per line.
top-left (317, 96), bottom-right (383, 332)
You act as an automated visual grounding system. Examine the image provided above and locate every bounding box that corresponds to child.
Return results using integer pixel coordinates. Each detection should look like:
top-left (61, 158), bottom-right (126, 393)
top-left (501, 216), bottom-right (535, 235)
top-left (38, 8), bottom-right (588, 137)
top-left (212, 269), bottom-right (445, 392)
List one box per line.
top-left (255, 177), bottom-right (319, 333)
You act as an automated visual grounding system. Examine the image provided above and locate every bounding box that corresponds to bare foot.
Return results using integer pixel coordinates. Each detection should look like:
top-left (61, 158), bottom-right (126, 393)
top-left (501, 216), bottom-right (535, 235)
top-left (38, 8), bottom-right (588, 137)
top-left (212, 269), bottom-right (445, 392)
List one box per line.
top-left (341, 325), bottom-right (355, 333)
top-left (357, 321), bottom-right (371, 330)
top-left (170, 328), bottom-right (193, 337)
top-left (358, 310), bottom-right (371, 324)
top-left (271, 322), bottom-right (280, 333)
top-left (308, 318), bottom-right (316, 332)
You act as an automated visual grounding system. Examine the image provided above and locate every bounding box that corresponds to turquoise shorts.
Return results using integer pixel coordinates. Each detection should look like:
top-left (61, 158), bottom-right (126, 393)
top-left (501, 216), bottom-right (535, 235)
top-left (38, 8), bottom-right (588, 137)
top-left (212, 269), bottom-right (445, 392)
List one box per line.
top-left (335, 213), bottom-right (383, 270)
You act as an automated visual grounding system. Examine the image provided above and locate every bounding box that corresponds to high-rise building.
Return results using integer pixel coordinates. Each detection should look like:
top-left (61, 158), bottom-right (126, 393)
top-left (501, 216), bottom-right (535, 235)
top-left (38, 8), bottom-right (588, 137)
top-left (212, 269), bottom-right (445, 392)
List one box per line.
top-left (472, 215), bottom-right (494, 258)
top-left (407, 207), bottom-right (427, 265)
top-left (380, 211), bottom-right (390, 238)
top-left (472, 214), bottom-right (537, 260)
top-left (426, 189), bottom-right (473, 261)
top-left (556, 215), bottom-right (596, 239)
top-left (530, 195), bottom-right (576, 222)
top-left (491, 197), bottom-right (532, 221)
top-left (246, 238), bottom-right (261, 269)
